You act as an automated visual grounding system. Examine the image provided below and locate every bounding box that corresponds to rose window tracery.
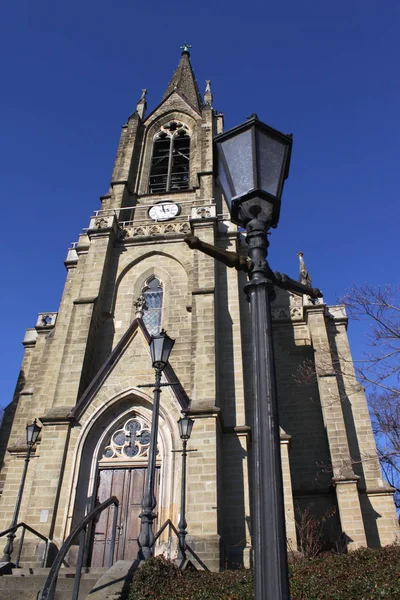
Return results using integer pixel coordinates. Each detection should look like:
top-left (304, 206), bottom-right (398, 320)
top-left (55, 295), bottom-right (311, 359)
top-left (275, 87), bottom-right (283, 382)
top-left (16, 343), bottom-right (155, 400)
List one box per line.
top-left (102, 417), bottom-right (156, 461)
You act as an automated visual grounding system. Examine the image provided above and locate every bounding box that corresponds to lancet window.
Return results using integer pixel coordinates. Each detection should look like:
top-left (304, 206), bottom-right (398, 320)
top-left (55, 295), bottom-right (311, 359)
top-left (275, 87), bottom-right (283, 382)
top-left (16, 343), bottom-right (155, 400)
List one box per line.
top-left (142, 277), bottom-right (164, 336)
top-left (149, 121), bottom-right (190, 193)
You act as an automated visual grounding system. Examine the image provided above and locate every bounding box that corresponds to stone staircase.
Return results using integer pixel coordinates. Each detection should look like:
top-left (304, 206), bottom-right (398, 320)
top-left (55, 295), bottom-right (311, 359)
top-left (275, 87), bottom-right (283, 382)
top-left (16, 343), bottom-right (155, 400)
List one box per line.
top-left (0, 566), bottom-right (108, 600)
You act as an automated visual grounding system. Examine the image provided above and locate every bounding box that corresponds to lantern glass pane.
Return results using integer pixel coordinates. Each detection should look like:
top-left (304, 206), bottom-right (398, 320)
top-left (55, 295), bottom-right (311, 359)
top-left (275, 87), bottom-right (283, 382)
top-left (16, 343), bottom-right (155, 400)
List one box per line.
top-left (150, 335), bottom-right (164, 364)
top-left (257, 130), bottom-right (286, 197)
top-left (26, 421), bottom-right (40, 446)
top-left (161, 335), bottom-right (175, 364)
top-left (217, 155), bottom-right (233, 208)
top-left (220, 129), bottom-right (254, 197)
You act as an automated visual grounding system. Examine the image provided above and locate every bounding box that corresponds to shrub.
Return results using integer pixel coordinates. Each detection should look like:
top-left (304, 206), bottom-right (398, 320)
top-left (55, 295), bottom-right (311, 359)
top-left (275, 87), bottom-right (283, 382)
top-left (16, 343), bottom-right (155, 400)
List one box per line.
top-left (128, 546), bottom-right (400, 600)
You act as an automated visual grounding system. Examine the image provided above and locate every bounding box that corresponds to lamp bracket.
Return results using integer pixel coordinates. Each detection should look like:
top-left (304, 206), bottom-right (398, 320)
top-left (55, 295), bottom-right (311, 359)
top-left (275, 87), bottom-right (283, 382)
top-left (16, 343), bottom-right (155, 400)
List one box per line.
top-left (137, 382), bottom-right (180, 388)
top-left (184, 236), bottom-right (323, 300)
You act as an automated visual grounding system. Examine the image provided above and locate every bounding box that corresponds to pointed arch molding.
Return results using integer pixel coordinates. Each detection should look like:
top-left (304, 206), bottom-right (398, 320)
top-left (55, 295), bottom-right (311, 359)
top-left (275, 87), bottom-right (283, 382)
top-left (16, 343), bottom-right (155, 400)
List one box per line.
top-left (69, 318), bottom-right (189, 421)
top-left (113, 249), bottom-right (193, 315)
top-left (138, 108), bottom-right (200, 196)
top-left (66, 388), bottom-right (178, 538)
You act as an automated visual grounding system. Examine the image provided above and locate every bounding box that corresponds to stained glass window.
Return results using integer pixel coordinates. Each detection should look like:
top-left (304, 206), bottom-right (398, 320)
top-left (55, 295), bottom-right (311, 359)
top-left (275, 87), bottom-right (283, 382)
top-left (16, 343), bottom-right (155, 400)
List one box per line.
top-left (142, 277), bottom-right (163, 336)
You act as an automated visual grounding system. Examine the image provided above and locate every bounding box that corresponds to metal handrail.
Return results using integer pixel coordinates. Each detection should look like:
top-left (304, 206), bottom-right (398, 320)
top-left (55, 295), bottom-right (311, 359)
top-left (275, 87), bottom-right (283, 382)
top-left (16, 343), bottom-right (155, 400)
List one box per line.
top-left (0, 522), bottom-right (49, 567)
top-left (154, 519), bottom-right (210, 571)
top-left (39, 496), bottom-right (119, 600)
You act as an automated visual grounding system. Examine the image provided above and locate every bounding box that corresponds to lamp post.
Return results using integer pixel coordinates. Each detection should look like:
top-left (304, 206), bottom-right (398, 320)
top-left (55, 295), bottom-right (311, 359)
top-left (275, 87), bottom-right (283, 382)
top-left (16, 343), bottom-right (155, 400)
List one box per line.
top-left (2, 419), bottom-right (41, 563)
top-left (138, 329), bottom-right (175, 561)
top-left (176, 414), bottom-right (194, 562)
top-left (215, 115), bottom-right (292, 599)
top-left (185, 115), bottom-right (322, 599)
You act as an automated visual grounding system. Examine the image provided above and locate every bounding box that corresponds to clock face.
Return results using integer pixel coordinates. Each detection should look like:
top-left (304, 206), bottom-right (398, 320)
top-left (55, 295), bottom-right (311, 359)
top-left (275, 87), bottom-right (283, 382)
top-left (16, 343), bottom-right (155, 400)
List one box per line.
top-left (148, 202), bottom-right (180, 221)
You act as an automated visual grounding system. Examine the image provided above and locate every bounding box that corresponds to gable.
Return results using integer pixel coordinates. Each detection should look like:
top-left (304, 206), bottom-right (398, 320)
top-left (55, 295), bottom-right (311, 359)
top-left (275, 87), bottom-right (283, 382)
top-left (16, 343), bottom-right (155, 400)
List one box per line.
top-left (70, 319), bottom-right (189, 420)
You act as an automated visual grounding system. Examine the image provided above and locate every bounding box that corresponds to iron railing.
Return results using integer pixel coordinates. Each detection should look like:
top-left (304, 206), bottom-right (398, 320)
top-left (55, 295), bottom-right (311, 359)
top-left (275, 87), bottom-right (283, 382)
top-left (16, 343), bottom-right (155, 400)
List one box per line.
top-left (154, 519), bottom-right (209, 571)
top-left (39, 496), bottom-right (119, 600)
top-left (37, 501), bottom-right (207, 600)
top-left (0, 522), bottom-right (49, 568)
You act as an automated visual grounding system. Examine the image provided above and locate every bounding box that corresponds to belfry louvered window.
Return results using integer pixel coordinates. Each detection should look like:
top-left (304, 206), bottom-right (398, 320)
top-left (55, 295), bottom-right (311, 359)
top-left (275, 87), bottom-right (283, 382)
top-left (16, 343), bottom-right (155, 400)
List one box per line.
top-left (149, 121), bottom-right (190, 193)
top-left (142, 277), bottom-right (164, 335)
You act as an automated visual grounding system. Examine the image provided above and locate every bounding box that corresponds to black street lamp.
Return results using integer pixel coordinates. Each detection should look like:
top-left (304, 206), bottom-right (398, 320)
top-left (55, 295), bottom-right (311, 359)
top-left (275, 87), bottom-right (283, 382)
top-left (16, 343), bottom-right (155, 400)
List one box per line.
top-left (176, 414), bottom-right (194, 562)
top-left (138, 329), bottom-right (175, 561)
top-left (185, 114), bottom-right (322, 599)
top-left (2, 419), bottom-right (41, 563)
top-left (216, 114), bottom-right (292, 600)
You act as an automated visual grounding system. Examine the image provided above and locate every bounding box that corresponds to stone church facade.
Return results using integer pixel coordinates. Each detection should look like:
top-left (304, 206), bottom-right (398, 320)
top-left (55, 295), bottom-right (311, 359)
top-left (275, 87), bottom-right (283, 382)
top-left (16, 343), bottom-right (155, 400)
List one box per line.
top-left (0, 49), bottom-right (398, 572)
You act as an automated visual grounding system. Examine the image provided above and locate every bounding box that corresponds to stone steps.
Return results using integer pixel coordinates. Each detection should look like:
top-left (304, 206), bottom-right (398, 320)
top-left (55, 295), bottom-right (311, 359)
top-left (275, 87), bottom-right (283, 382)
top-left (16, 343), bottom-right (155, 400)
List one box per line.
top-left (0, 566), bottom-right (108, 600)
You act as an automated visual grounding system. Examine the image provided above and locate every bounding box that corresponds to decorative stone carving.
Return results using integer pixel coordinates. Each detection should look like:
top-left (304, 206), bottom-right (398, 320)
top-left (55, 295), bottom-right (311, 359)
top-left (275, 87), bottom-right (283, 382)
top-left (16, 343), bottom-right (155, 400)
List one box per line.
top-left (133, 294), bottom-right (148, 319)
top-left (119, 221), bottom-right (191, 240)
top-left (179, 222), bottom-right (191, 234)
top-left (35, 312), bottom-right (58, 329)
top-left (270, 306), bottom-right (304, 321)
top-left (271, 291), bottom-right (304, 321)
top-left (88, 214), bottom-right (115, 232)
top-left (95, 218), bottom-right (108, 229)
top-left (149, 225), bottom-right (160, 236)
top-left (190, 205), bottom-right (216, 220)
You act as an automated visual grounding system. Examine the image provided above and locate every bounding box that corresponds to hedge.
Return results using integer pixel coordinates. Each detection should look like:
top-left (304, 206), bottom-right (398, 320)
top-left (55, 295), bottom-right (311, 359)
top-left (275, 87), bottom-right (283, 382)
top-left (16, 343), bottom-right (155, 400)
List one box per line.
top-left (128, 545), bottom-right (400, 600)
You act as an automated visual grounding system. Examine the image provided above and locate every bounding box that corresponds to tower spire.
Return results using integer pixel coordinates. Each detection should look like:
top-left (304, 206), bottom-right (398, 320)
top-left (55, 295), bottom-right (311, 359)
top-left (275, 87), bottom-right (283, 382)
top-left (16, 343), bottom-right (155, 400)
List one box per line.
top-left (163, 44), bottom-right (202, 111)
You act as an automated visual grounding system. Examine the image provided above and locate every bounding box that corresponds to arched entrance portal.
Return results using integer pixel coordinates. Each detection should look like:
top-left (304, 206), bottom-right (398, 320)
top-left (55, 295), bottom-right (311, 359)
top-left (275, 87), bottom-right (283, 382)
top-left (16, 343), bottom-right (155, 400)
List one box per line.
top-left (91, 414), bottom-right (161, 566)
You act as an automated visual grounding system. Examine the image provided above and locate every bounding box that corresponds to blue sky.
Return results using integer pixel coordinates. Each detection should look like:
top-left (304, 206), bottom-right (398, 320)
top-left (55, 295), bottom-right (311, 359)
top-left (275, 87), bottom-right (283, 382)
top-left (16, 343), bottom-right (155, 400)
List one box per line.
top-left (1, 0), bottom-right (399, 406)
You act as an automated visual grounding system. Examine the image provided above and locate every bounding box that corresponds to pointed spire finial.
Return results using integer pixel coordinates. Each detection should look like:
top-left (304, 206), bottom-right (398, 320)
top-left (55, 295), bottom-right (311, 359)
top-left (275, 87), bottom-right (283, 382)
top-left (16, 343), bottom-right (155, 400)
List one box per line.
top-left (297, 251), bottom-right (312, 288)
top-left (204, 80), bottom-right (213, 106)
top-left (180, 42), bottom-right (192, 55)
top-left (135, 88), bottom-right (147, 120)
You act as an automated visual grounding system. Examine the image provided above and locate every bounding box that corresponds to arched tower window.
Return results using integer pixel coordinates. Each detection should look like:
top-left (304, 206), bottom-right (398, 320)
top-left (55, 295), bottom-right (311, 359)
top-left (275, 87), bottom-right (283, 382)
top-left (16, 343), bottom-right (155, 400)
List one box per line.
top-left (149, 121), bottom-right (190, 193)
top-left (142, 277), bottom-right (164, 335)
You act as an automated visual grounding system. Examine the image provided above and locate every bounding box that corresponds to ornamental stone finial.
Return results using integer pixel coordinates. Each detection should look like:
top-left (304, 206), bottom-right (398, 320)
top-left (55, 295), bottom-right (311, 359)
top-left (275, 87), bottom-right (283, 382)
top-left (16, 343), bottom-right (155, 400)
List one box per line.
top-left (134, 294), bottom-right (147, 319)
top-left (297, 251), bottom-right (312, 288)
top-left (204, 80), bottom-right (213, 106)
top-left (136, 89), bottom-right (147, 119)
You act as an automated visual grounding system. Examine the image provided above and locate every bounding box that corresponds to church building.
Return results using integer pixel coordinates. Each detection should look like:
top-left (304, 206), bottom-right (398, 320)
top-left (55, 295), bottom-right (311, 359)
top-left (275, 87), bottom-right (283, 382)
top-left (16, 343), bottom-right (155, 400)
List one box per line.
top-left (0, 47), bottom-right (398, 579)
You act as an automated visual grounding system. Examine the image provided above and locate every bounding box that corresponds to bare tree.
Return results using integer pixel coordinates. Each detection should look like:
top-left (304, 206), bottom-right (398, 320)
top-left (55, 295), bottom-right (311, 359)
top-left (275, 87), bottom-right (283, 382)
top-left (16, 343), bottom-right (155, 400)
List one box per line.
top-left (341, 284), bottom-right (400, 507)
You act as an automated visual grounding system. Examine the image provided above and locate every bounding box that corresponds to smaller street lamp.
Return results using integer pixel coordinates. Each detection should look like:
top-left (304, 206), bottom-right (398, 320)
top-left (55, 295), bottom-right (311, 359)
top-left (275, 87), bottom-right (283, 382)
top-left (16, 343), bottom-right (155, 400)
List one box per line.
top-left (2, 419), bottom-right (41, 563)
top-left (176, 414), bottom-right (194, 562)
top-left (138, 330), bottom-right (175, 560)
top-left (150, 331), bottom-right (176, 370)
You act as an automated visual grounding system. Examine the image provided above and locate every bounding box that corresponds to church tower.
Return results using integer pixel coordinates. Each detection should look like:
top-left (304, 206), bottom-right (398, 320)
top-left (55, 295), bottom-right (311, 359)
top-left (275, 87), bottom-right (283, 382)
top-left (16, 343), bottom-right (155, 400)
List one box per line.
top-left (0, 47), bottom-right (398, 575)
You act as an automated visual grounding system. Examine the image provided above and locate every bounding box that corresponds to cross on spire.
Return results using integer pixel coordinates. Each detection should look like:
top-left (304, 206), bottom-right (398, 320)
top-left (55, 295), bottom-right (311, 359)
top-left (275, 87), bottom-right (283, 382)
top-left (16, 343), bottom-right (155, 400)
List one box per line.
top-left (180, 42), bottom-right (192, 54)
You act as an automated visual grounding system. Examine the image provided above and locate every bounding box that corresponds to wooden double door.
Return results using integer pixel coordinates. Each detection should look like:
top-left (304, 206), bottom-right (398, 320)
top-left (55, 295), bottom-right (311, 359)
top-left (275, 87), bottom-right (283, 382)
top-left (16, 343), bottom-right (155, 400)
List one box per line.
top-left (91, 467), bottom-right (159, 567)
